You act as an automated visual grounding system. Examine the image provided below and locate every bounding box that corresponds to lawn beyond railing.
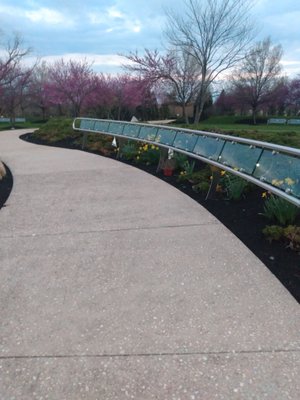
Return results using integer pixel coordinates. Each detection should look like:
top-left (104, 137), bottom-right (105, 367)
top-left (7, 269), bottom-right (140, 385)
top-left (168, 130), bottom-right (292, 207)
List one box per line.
top-left (73, 118), bottom-right (300, 207)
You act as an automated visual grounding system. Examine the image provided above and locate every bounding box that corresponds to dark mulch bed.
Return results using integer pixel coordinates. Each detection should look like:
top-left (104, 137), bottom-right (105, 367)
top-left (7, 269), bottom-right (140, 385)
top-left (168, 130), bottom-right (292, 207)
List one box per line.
top-left (0, 164), bottom-right (13, 210)
top-left (12, 133), bottom-right (300, 303)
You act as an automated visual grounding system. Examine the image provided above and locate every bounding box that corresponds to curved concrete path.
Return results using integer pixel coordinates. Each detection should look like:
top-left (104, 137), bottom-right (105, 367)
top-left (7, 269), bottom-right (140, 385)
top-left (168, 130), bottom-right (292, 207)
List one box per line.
top-left (0, 129), bottom-right (299, 399)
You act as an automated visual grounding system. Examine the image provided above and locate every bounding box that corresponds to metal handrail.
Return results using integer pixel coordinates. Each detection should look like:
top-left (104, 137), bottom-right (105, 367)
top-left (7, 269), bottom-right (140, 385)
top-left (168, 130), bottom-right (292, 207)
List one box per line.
top-left (73, 118), bottom-right (300, 207)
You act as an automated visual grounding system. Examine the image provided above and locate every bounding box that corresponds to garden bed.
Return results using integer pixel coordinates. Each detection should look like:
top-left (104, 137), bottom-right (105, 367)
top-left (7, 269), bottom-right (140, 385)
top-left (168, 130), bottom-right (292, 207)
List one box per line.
top-left (14, 132), bottom-right (300, 303)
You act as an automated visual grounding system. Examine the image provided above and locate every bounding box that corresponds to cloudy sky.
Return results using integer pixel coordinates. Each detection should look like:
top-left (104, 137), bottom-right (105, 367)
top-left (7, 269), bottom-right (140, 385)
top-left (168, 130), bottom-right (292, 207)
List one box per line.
top-left (0, 0), bottom-right (300, 76)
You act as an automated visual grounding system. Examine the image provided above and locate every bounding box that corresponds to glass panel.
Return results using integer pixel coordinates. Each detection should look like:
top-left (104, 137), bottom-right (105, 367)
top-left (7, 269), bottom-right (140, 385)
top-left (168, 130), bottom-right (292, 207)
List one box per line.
top-left (138, 126), bottom-right (158, 141)
top-left (107, 122), bottom-right (124, 135)
top-left (219, 142), bottom-right (262, 174)
top-left (254, 150), bottom-right (300, 198)
top-left (80, 119), bottom-right (94, 130)
top-left (94, 120), bottom-right (110, 132)
top-left (193, 136), bottom-right (225, 161)
top-left (123, 124), bottom-right (141, 138)
top-left (156, 129), bottom-right (177, 145)
top-left (173, 132), bottom-right (198, 151)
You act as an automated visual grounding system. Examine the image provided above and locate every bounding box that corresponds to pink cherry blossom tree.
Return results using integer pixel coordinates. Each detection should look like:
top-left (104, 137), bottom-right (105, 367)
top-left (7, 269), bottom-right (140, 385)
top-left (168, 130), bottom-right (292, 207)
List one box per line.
top-left (47, 59), bottom-right (98, 117)
top-left (109, 74), bottom-right (149, 120)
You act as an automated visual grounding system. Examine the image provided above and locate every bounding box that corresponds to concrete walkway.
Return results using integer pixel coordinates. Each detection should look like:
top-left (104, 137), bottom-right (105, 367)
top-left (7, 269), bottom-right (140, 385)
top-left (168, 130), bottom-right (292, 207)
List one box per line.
top-left (0, 129), bottom-right (299, 399)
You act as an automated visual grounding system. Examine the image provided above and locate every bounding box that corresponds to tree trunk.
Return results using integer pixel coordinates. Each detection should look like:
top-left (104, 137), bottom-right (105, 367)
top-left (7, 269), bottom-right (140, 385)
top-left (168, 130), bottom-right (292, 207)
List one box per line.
top-left (194, 100), bottom-right (205, 124)
top-left (72, 102), bottom-right (80, 118)
top-left (117, 106), bottom-right (121, 121)
top-left (42, 107), bottom-right (46, 121)
top-left (182, 103), bottom-right (189, 124)
top-left (252, 106), bottom-right (257, 125)
top-left (9, 100), bottom-right (16, 128)
top-left (10, 112), bottom-right (16, 129)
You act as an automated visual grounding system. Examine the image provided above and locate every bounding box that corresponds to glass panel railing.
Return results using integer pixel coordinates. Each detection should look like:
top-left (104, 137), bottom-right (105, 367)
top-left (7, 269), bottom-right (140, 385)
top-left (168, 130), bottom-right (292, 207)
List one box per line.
top-left (74, 118), bottom-right (300, 205)
top-left (80, 119), bottom-right (95, 130)
top-left (254, 150), bottom-right (300, 198)
top-left (193, 136), bottom-right (225, 161)
top-left (173, 132), bottom-right (198, 152)
top-left (94, 120), bottom-right (110, 132)
top-left (123, 124), bottom-right (141, 138)
top-left (138, 126), bottom-right (158, 141)
top-left (156, 128), bottom-right (177, 145)
top-left (107, 122), bottom-right (124, 135)
top-left (219, 142), bottom-right (262, 174)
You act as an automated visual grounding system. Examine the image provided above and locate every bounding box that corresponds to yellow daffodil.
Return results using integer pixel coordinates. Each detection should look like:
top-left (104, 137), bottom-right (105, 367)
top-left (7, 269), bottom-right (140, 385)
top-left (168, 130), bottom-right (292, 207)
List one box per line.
top-left (221, 170), bottom-right (226, 176)
top-left (262, 192), bottom-right (267, 198)
top-left (285, 177), bottom-right (295, 186)
top-left (271, 179), bottom-right (283, 187)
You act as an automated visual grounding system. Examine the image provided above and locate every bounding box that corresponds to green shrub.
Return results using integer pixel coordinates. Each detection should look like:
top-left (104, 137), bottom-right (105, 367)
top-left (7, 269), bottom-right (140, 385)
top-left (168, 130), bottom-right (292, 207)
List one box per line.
top-left (183, 160), bottom-right (195, 175)
top-left (119, 141), bottom-right (138, 161)
top-left (262, 225), bottom-right (284, 242)
top-left (178, 160), bottom-right (196, 181)
top-left (223, 174), bottom-right (248, 201)
top-left (173, 153), bottom-right (188, 170)
top-left (32, 117), bottom-right (75, 142)
top-left (262, 195), bottom-right (299, 225)
top-left (283, 225), bottom-right (300, 250)
top-left (262, 224), bottom-right (300, 250)
top-left (192, 181), bottom-right (210, 193)
top-left (186, 166), bottom-right (211, 184)
top-left (138, 144), bottom-right (160, 165)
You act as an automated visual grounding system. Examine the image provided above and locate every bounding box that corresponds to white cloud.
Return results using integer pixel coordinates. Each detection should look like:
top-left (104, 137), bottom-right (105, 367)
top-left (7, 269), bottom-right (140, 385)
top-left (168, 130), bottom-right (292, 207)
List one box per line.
top-left (88, 12), bottom-right (105, 25)
top-left (25, 7), bottom-right (72, 26)
top-left (0, 4), bottom-right (73, 27)
top-left (132, 25), bottom-right (141, 33)
top-left (88, 5), bottom-right (142, 34)
top-left (281, 59), bottom-right (300, 77)
top-left (107, 6), bottom-right (125, 19)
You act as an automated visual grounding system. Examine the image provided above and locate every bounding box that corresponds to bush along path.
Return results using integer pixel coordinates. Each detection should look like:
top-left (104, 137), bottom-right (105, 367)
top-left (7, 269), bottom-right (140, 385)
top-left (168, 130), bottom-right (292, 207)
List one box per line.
top-left (0, 162), bottom-right (13, 210)
top-left (19, 130), bottom-right (300, 303)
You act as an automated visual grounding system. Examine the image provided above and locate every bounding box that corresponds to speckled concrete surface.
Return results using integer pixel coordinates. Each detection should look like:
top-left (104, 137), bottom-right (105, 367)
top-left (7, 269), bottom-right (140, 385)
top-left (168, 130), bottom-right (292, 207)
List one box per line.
top-left (0, 129), bottom-right (299, 399)
top-left (1, 352), bottom-right (299, 400)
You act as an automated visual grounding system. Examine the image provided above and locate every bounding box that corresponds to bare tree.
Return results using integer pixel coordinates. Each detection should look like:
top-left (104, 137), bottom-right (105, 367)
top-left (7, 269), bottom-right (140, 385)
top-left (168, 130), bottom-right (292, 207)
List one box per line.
top-left (0, 65), bottom-right (33, 127)
top-left (232, 37), bottom-right (283, 124)
top-left (165, 0), bottom-right (255, 123)
top-left (125, 48), bottom-right (202, 123)
top-left (0, 33), bottom-right (34, 125)
top-left (0, 33), bottom-right (31, 86)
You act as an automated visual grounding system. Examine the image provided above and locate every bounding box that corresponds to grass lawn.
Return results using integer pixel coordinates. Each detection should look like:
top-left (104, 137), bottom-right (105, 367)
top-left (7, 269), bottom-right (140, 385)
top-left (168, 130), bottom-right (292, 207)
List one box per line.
top-left (177, 116), bottom-right (300, 148)
top-left (0, 120), bottom-right (44, 131)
